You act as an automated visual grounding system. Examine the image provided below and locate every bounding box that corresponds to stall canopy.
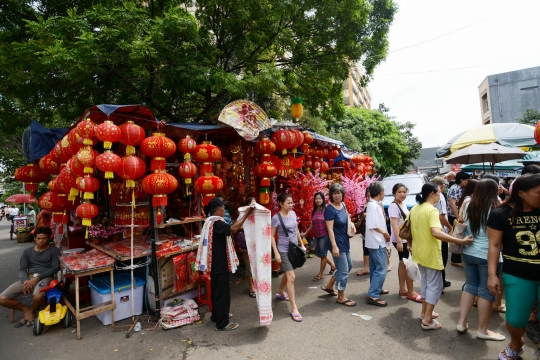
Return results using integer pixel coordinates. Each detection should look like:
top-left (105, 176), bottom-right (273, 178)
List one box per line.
top-left (22, 121), bottom-right (68, 163)
top-left (461, 151), bottom-right (540, 171)
top-left (78, 104), bottom-right (159, 129)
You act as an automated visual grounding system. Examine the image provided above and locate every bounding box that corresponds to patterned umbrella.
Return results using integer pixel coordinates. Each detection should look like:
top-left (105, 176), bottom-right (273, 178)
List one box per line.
top-left (436, 123), bottom-right (536, 158)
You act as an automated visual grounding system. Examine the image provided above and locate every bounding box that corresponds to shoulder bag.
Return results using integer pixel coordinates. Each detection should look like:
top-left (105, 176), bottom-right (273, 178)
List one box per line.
top-left (399, 206), bottom-right (413, 241)
top-left (278, 213), bottom-right (306, 269)
top-left (449, 203), bottom-right (467, 254)
top-left (342, 203), bottom-right (356, 238)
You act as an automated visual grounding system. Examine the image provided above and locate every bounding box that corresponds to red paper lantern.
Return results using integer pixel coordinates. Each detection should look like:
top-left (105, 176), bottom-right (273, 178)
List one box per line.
top-left (78, 175), bottom-right (100, 200)
top-left (116, 155), bottom-right (147, 188)
top-left (351, 153), bottom-right (365, 166)
top-left (328, 148), bottom-right (340, 160)
top-left (194, 175), bottom-right (224, 206)
top-left (312, 158), bottom-right (321, 170)
top-left (39, 154), bottom-right (60, 175)
top-left (67, 156), bottom-right (86, 178)
top-left (320, 161), bottom-right (329, 173)
top-left (14, 164), bottom-right (50, 196)
top-left (54, 135), bottom-right (79, 163)
top-left (178, 161), bottom-right (197, 184)
top-left (357, 164), bottom-right (365, 174)
top-left (300, 144), bottom-right (309, 154)
top-left (76, 202), bottom-right (99, 227)
top-left (305, 156), bottom-right (313, 169)
top-left (39, 191), bottom-right (66, 213)
top-left (76, 118), bottom-right (96, 145)
top-left (141, 133), bottom-right (177, 171)
top-left (315, 148), bottom-right (324, 158)
top-left (291, 129), bottom-right (304, 149)
top-left (194, 143), bottom-right (222, 163)
top-left (96, 151), bottom-right (122, 179)
top-left (308, 148), bottom-right (317, 157)
top-left (253, 163), bottom-right (277, 187)
top-left (365, 165), bottom-right (373, 173)
top-left (271, 130), bottom-right (293, 155)
top-left (77, 146), bottom-right (98, 174)
top-left (178, 136), bottom-right (197, 160)
top-left (254, 137), bottom-right (277, 155)
top-left (56, 168), bottom-right (79, 201)
top-left (119, 120), bottom-right (145, 155)
top-left (95, 120), bottom-right (121, 150)
top-left (142, 172), bottom-right (178, 207)
top-left (302, 131), bottom-right (314, 145)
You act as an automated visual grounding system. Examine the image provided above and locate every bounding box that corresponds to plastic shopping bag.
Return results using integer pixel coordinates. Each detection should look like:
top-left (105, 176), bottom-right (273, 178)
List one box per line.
top-left (404, 258), bottom-right (421, 283)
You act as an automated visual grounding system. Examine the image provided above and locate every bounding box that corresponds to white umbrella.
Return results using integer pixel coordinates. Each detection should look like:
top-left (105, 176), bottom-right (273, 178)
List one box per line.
top-left (445, 143), bottom-right (526, 171)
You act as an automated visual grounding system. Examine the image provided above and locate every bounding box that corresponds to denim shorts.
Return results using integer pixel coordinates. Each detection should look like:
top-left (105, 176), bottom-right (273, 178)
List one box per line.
top-left (461, 253), bottom-right (501, 302)
top-left (313, 235), bottom-right (329, 257)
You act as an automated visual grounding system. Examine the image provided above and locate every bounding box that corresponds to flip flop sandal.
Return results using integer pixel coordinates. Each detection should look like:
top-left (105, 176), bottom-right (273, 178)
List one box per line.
top-left (14, 319), bottom-right (27, 328)
top-left (215, 322), bottom-right (239, 331)
top-left (420, 311), bottom-right (439, 320)
top-left (421, 319), bottom-right (441, 331)
top-left (380, 290), bottom-right (389, 295)
top-left (312, 275), bottom-right (324, 282)
top-left (275, 292), bottom-right (290, 301)
top-left (336, 299), bottom-right (357, 307)
top-left (320, 286), bottom-right (338, 296)
top-left (406, 294), bottom-right (423, 303)
top-left (492, 304), bottom-right (506, 313)
top-left (26, 320), bottom-right (34, 327)
top-left (290, 312), bottom-right (303, 322)
top-left (328, 268), bottom-right (336, 275)
top-left (498, 345), bottom-right (524, 360)
top-left (249, 291), bottom-right (256, 298)
top-left (366, 297), bottom-right (387, 307)
top-left (356, 270), bottom-right (369, 276)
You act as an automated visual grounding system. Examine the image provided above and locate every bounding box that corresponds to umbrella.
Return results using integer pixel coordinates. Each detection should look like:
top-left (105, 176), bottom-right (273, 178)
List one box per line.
top-left (5, 194), bottom-right (37, 204)
top-left (445, 143), bottom-right (526, 171)
top-left (436, 123), bottom-right (536, 158)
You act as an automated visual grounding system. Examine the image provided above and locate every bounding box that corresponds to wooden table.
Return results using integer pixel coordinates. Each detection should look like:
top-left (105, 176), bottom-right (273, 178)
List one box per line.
top-left (61, 264), bottom-right (116, 340)
top-left (85, 241), bottom-right (150, 261)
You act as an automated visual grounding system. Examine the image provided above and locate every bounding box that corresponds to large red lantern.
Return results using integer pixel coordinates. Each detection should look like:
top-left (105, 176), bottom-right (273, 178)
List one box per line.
top-left (67, 156), bottom-right (86, 178)
top-left (39, 154), bottom-right (60, 175)
top-left (96, 151), bottom-right (121, 179)
top-left (328, 148), bottom-right (340, 160)
top-left (302, 131), bottom-right (314, 145)
top-left (95, 120), bottom-right (121, 150)
top-left (14, 164), bottom-right (50, 196)
top-left (194, 142), bottom-right (221, 176)
top-left (77, 146), bottom-right (98, 174)
top-left (178, 162), bottom-right (197, 185)
top-left (178, 136), bottom-right (197, 160)
top-left (254, 137), bottom-right (276, 155)
top-left (312, 158), bottom-right (321, 170)
top-left (142, 172), bottom-right (178, 207)
top-left (39, 191), bottom-right (68, 233)
top-left (119, 120), bottom-right (145, 155)
top-left (54, 135), bottom-right (79, 163)
top-left (76, 118), bottom-right (96, 145)
top-left (291, 129), bottom-right (304, 149)
top-left (56, 168), bottom-right (79, 201)
top-left (271, 130), bottom-right (293, 155)
top-left (76, 202), bottom-right (99, 227)
top-left (78, 175), bottom-right (100, 200)
top-left (194, 175), bottom-right (224, 206)
top-left (253, 162), bottom-right (277, 188)
top-left (140, 133), bottom-right (177, 171)
top-left (116, 155), bottom-right (147, 188)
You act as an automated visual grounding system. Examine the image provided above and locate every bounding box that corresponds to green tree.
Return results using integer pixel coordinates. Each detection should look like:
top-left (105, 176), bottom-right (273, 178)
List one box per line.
top-left (326, 107), bottom-right (414, 175)
top-left (516, 109), bottom-right (540, 126)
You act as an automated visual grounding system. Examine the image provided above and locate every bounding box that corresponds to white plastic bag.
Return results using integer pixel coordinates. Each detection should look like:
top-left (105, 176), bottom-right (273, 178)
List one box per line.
top-left (404, 258), bottom-right (421, 283)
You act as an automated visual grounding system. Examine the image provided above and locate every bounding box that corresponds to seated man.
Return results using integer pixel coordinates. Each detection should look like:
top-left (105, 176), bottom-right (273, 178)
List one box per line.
top-left (0, 227), bottom-right (60, 328)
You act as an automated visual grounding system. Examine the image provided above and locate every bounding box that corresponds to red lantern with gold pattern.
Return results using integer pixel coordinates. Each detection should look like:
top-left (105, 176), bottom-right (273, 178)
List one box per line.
top-left (78, 175), bottom-right (100, 200)
top-left (54, 135), bottom-right (79, 163)
top-left (67, 156), bottom-right (86, 178)
top-left (253, 163), bottom-right (277, 187)
top-left (194, 143), bottom-right (222, 163)
top-left (357, 164), bottom-right (365, 174)
top-left (178, 161), bottom-right (197, 184)
top-left (116, 155), bottom-right (147, 189)
top-left (365, 165), bottom-right (373, 173)
top-left (14, 164), bottom-right (50, 196)
top-left (77, 146), bottom-right (98, 174)
top-left (254, 137), bottom-right (277, 155)
top-left (178, 136), bottom-right (197, 160)
top-left (291, 129), bottom-right (304, 149)
top-left (96, 151), bottom-right (121, 179)
top-left (76, 202), bottom-right (99, 227)
top-left (56, 168), bottom-right (79, 201)
top-left (142, 172), bottom-right (178, 207)
top-left (119, 120), bottom-right (145, 155)
top-left (300, 144), bottom-right (309, 154)
top-left (39, 154), bottom-right (60, 175)
top-left (302, 131), bottom-right (314, 145)
top-left (69, 128), bottom-right (98, 148)
top-left (95, 120), bottom-right (121, 150)
top-left (194, 175), bottom-right (224, 206)
top-left (141, 133), bottom-right (177, 171)
top-left (76, 118), bottom-right (96, 145)
top-left (39, 191), bottom-right (66, 213)
top-left (271, 130), bottom-right (293, 155)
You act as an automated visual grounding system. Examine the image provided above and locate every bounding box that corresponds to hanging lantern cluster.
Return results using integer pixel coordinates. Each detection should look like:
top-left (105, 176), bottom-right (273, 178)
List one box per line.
top-left (193, 141), bottom-right (223, 206)
top-left (351, 153), bottom-right (375, 180)
top-left (14, 164), bottom-right (50, 196)
top-left (254, 137), bottom-right (277, 204)
top-left (178, 136), bottom-right (198, 195)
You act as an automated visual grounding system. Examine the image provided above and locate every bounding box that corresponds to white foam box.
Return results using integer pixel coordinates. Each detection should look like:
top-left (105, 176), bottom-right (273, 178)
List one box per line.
top-left (88, 273), bottom-right (146, 325)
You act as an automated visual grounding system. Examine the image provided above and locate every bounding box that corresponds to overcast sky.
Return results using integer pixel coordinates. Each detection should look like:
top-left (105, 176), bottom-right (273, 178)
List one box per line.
top-left (369, 0), bottom-right (540, 150)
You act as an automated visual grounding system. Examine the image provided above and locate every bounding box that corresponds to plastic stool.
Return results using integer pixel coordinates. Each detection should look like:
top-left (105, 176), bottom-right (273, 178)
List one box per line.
top-left (197, 273), bottom-right (212, 311)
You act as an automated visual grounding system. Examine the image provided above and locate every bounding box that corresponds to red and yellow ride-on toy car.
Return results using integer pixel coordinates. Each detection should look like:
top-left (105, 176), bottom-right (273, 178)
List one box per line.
top-left (33, 278), bottom-right (73, 336)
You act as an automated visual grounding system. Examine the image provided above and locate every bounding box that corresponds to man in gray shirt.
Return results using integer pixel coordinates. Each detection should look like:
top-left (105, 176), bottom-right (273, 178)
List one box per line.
top-left (0, 227), bottom-right (60, 327)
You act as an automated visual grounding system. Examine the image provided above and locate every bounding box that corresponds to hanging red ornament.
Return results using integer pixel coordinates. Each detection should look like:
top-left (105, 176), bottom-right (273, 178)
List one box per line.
top-left (77, 146), bottom-right (97, 174)
top-left (320, 161), bottom-right (329, 173)
top-left (118, 120), bottom-right (145, 155)
top-left (194, 142), bottom-right (222, 163)
top-left (140, 133), bottom-right (177, 171)
top-left (116, 155), bottom-right (147, 189)
top-left (14, 164), bottom-right (50, 196)
top-left (96, 151), bottom-right (121, 179)
top-left (312, 158), bottom-right (321, 170)
top-left (328, 148), bottom-right (340, 160)
top-left (54, 135), bottom-right (79, 163)
top-left (178, 135), bottom-right (197, 160)
top-left (253, 162), bottom-right (277, 187)
top-left (78, 175), bottom-right (100, 200)
top-left (194, 175), bottom-right (224, 206)
top-left (56, 168), bottom-right (79, 201)
top-left (254, 137), bottom-right (276, 155)
top-left (142, 172), bottom-right (178, 207)
top-left (271, 130), bottom-right (294, 155)
top-left (67, 156), bottom-right (86, 178)
top-left (39, 154), bottom-right (60, 175)
top-left (178, 161), bottom-right (197, 185)
top-left (75, 118), bottom-right (96, 145)
top-left (76, 202), bottom-right (99, 238)
top-left (95, 120), bottom-right (121, 150)
top-left (305, 156), bottom-right (313, 169)
top-left (302, 131), bottom-right (314, 145)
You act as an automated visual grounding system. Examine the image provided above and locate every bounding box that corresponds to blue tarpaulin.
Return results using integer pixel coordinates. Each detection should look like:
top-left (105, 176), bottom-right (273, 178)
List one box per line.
top-left (22, 121), bottom-right (67, 163)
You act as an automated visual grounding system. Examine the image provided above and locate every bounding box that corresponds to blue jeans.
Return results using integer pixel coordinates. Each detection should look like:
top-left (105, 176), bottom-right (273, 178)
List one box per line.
top-left (461, 253), bottom-right (501, 302)
top-left (332, 251), bottom-right (352, 291)
top-left (314, 235), bottom-right (329, 257)
top-left (368, 246), bottom-right (388, 299)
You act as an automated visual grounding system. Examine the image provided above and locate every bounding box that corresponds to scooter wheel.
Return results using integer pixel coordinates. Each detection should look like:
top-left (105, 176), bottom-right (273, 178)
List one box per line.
top-left (33, 319), bottom-right (44, 336)
top-left (62, 310), bottom-right (72, 328)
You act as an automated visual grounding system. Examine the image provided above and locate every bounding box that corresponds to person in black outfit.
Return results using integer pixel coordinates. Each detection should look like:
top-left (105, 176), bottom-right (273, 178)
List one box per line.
top-left (204, 197), bottom-right (254, 331)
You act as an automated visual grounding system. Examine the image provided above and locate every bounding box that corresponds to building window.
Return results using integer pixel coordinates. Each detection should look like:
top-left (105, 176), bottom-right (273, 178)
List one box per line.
top-left (481, 93), bottom-right (489, 113)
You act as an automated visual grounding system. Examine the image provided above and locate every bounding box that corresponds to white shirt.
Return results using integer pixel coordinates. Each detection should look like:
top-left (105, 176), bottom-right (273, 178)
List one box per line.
top-left (10, 208), bottom-right (19, 216)
top-left (434, 195), bottom-right (449, 233)
top-left (27, 210), bottom-right (36, 224)
top-left (365, 199), bottom-right (387, 249)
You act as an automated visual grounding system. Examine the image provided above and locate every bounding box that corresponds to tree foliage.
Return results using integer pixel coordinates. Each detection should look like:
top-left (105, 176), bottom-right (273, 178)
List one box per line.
top-left (516, 108), bottom-right (540, 126)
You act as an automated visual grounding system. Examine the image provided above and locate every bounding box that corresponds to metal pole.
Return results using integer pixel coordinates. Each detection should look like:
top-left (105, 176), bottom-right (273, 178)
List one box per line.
top-left (131, 193), bottom-right (135, 322)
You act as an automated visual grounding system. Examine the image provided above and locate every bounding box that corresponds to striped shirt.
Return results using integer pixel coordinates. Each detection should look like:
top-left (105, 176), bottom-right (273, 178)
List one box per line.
top-left (311, 209), bottom-right (328, 237)
top-left (223, 210), bottom-right (232, 225)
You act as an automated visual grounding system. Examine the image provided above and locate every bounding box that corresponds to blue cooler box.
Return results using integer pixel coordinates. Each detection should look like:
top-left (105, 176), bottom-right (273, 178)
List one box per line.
top-left (89, 273), bottom-right (145, 325)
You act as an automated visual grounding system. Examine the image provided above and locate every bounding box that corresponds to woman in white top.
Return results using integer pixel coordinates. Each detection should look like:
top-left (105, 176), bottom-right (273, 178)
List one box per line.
top-left (388, 183), bottom-right (421, 303)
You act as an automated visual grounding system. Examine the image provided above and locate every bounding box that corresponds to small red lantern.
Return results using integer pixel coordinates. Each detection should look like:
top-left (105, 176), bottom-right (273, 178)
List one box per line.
top-left (141, 133), bottom-right (177, 171)
top-left (351, 153), bottom-right (365, 166)
top-left (76, 118), bottom-right (96, 145)
top-left (178, 136), bottom-right (197, 160)
top-left (95, 120), bottom-right (121, 150)
top-left (119, 120), bottom-right (145, 155)
top-left (142, 172), bottom-right (178, 207)
top-left (14, 164), bottom-right (50, 196)
top-left (302, 131), bottom-right (314, 145)
top-left (253, 163), bottom-right (277, 187)
top-left (357, 164), bottom-right (365, 174)
top-left (78, 175), bottom-right (100, 200)
top-left (194, 175), bottom-right (224, 206)
top-left (300, 144), bottom-right (309, 154)
top-left (54, 135), bottom-right (79, 163)
top-left (96, 151), bottom-right (121, 179)
top-left (271, 130), bottom-right (293, 155)
top-left (116, 155), bottom-right (147, 189)
top-left (305, 156), bottom-right (313, 169)
top-left (56, 168), bottom-right (79, 201)
top-left (328, 148), bottom-right (340, 160)
top-left (77, 146), bottom-right (98, 174)
top-left (254, 137), bottom-right (277, 155)
top-left (67, 156), bottom-right (86, 178)
top-left (320, 161), bottom-right (329, 173)
top-left (312, 158), bottom-right (321, 170)
top-left (39, 154), bottom-right (60, 175)
top-left (76, 202), bottom-right (99, 227)
top-left (194, 142), bottom-right (222, 163)
top-left (365, 165), bottom-right (373, 173)
top-left (178, 161), bottom-right (197, 185)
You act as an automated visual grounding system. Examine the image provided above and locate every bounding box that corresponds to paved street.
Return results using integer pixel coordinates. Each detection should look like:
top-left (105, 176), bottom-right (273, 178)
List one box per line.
top-left (0, 219), bottom-right (536, 360)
